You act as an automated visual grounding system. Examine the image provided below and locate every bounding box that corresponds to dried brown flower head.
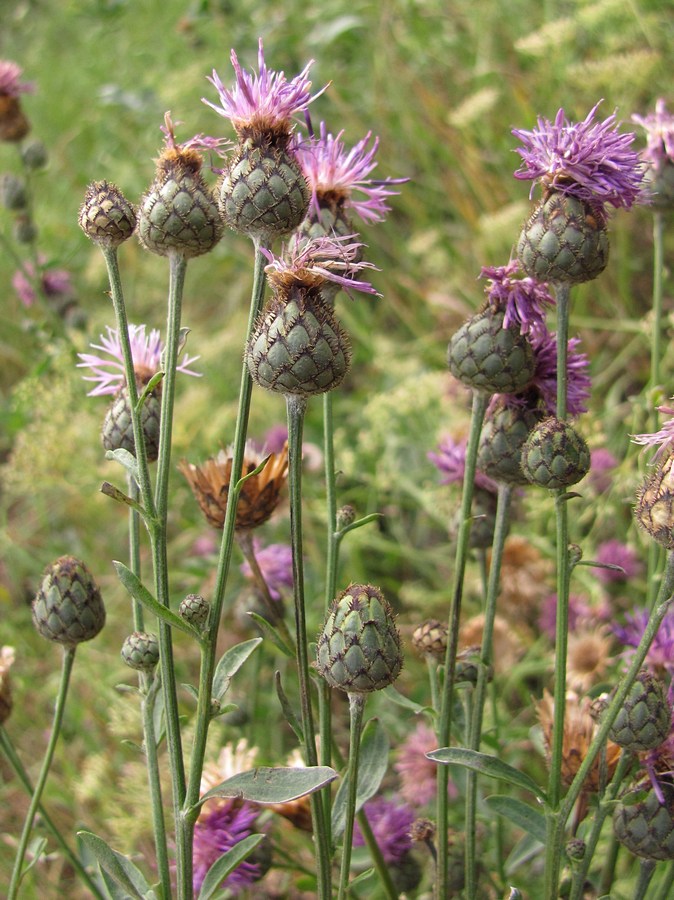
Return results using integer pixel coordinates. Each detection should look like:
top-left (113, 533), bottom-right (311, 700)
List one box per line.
top-left (180, 442), bottom-right (288, 530)
top-left (565, 626), bottom-right (613, 693)
top-left (494, 535), bottom-right (554, 630)
top-left (459, 613), bottom-right (524, 673)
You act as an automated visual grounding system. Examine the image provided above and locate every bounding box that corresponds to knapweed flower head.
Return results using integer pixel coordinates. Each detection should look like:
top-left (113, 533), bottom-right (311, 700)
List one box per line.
top-left (12, 258), bottom-right (74, 308)
top-left (428, 434), bottom-right (499, 493)
top-left (538, 593), bottom-right (595, 641)
top-left (193, 799), bottom-right (261, 895)
top-left (480, 259), bottom-right (554, 336)
top-left (77, 324), bottom-right (200, 396)
top-left (159, 111), bottom-right (229, 161)
top-left (513, 101), bottom-right (645, 211)
top-left (263, 233), bottom-right (380, 298)
top-left (395, 721), bottom-right (458, 808)
top-left (297, 121), bottom-right (405, 224)
top-left (595, 539), bottom-right (643, 584)
top-left (0, 61), bottom-right (34, 97)
top-left (240, 539), bottom-right (293, 601)
top-left (613, 607), bottom-right (674, 676)
top-left (589, 447), bottom-right (619, 493)
top-left (633, 404), bottom-right (674, 461)
top-left (353, 797), bottom-right (415, 864)
top-left (632, 99), bottom-right (674, 171)
top-left (516, 326), bottom-right (590, 418)
top-left (204, 37), bottom-right (324, 143)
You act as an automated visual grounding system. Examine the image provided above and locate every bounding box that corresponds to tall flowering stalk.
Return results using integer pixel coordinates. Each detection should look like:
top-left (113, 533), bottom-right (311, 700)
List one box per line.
top-left (513, 101), bottom-right (645, 899)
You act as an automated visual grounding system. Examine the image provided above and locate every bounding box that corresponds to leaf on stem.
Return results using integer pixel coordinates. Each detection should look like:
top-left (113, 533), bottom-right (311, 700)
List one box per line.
top-left (212, 637), bottom-right (263, 702)
top-left (274, 671), bottom-right (304, 744)
top-left (136, 371), bottom-right (164, 410)
top-left (427, 748), bottom-right (547, 801)
top-left (113, 561), bottom-right (202, 641)
top-left (248, 613), bottom-right (294, 657)
top-left (485, 795), bottom-right (546, 844)
top-left (332, 717), bottom-right (389, 837)
top-left (198, 834), bottom-right (265, 900)
top-left (101, 481), bottom-right (145, 516)
top-left (198, 766), bottom-right (339, 807)
top-left (77, 831), bottom-right (151, 899)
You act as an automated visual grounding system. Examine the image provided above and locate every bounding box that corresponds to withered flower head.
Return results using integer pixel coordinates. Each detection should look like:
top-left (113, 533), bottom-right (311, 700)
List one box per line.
top-left (565, 625), bottom-right (613, 693)
top-left (179, 442), bottom-right (288, 530)
top-left (536, 690), bottom-right (621, 792)
top-left (0, 646), bottom-right (15, 724)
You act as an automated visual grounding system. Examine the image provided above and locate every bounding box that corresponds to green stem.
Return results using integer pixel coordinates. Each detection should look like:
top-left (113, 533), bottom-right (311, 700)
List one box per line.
top-left (0, 725), bottom-right (105, 900)
top-left (141, 672), bottom-right (171, 893)
top-left (598, 832), bottom-right (620, 896)
top-left (635, 860), bottom-right (657, 900)
top-left (127, 475), bottom-right (144, 632)
top-left (435, 389), bottom-right (488, 900)
top-left (651, 210), bottom-right (664, 398)
top-left (354, 807), bottom-right (399, 900)
top-left (568, 751), bottom-right (633, 900)
top-left (287, 392), bottom-right (332, 898)
top-left (655, 860), bottom-right (674, 900)
top-left (8, 646), bottom-right (76, 900)
top-left (465, 482), bottom-right (513, 899)
top-left (338, 693), bottom-right (366, 900)
top-left (183, 240), bottom-right (269, 881)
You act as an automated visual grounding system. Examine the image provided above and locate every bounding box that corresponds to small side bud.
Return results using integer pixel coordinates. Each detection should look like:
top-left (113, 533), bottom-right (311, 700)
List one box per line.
top-left (336, 504), bottom-right (357, 530)
top-left (179, 593), bottom-right (211, 631)
top-left (21, 139), bottom-right (48, 170)
top-left (79, 180), bottom-right (137, 248)
top-left (121, 632), bottom-right (160, 671)
top-left (412, 619), bottom-right (448, 661)
top-left (0, 173), bottom-right (27, 210)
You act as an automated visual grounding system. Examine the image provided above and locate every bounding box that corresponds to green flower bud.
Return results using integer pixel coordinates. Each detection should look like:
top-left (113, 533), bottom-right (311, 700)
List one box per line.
top-left (520, 417), bottom-right (590, 489)
top-left (32, 556), bottom-right (106, 647)
top-left (608, 671), bottom-right (672, 751)
top-left (79, 180), bottom-right (137, 248)
top-left (614, 781), bottom-right (674, 860)
top-left (121, 632), bottom-right (160, 671)
top-left (179, 593), bottom-right (211, 631)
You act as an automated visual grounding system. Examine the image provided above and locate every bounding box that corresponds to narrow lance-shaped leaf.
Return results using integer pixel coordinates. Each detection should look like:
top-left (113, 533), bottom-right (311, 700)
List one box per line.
top-left (213, 638), bottom-right (263, 702)
top-left (77, 830), bottom-right (151, 899)
top-left (198, 834), bottom-right (265, 900)
top-left (198, 766), bottom-right (338, 807)
top-left (485, 794), bottom-right (547, 844)
top-left (113, 561), bottom-right (202, 641)
top-left (427, 748), bottom-right (547, 801)
top-left (332, 717), bottom-right (389, 837)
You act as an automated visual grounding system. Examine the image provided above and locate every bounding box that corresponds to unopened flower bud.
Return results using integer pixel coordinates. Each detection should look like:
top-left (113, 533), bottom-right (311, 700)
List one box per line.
top-left (520, 417), bottom-right (590, 489)
top-left (566, 838), bottom-right (586, 861)
top-left (608, 670), bottom-right (671, 751)
top-left (614, 781), bottom-right (674, 860)
top-left (32, 556), bottom-right (106, 647)
top-left (0, 173), bottom-right (27, 210)
top-left (336, 504), bottom-right (357, 530)
top-left (316, 583), bottom-right (403, 693)
top-left (412, 619), bottom-right (448, 660)
top-left (121, 632), bottom-right (160, 671)
top-left (13, 214), bottom-right (37, 243)
top-left (21, 139), bottom-right (48, 170)
top-left (179, 593), bottom-right (211, 630)
top-left (79, 181), bottom-right (137, 248)
top-left (635, 451), bottom-right (674, 549)
top-left (101, 377), bottom-right (161, 463)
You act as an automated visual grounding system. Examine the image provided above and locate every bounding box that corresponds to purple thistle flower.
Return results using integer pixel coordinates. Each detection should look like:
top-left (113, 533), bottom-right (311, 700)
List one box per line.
top-left (12, 258), bottom-right (73, 308)
top-left (262, 233), bottom-right (380, 297)
top-left (203, 38), bottom-right (325, 138)
top-left (595, 540), bottom-right (643, 584)
top-left (613, 607), bottom-right (674, 674)
top-left (538, 592), bottom-right (593, 640)
top-left (632, 99), bottom-right (674, 171)
top-left (77, 324), bottom-right (201, 396)
top-left (513, 101), bottom-right (645, 210)
top-left (394, 721), bottom-right (458, 808)
top-left (428, 434), bottom-right (499, 494)
top-left (528, 326), bottom-right (591, 417)
top-left (296, 121), bottom-right (406, 225)
top-left (0, 60), bottom-right (35, 97)
top-left (633, 404), bottom-right (674, 460)
top-left (240, 539), bottom-right (293, 601)
top-left (193, 799), bottom-right (261, 895)
top-left (479, 259), bottom-right (555, 336)
top-left (159, 110), bottom-right (229, 159)
top-left (589, 448), bottom-right (618, 493)
top-left (353, 797), bottom-right (415, 864)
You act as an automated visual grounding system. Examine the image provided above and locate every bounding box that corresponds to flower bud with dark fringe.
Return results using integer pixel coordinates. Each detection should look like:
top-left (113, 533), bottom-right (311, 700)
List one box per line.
top-left (32, 556), bottom-right (106, 647)
top-left (316, 583), bottom-right (403, 693)
top-left (614, 781), bottom-right (674, 860)
top-left (477, 396), bottom-right (545, 485)
top-left (520, 416), bottom-right (590, 489)
top-left (121, 632), bottom-right (160, 672)
top-left (607, 670), bottom-right (672, 751)
top-left (179, 593), bottom-right (211, 631)
top-left (101, 372), bottom-right (161, 463)
top-left (412, 619), bottom-right (448, 661)
top-left (79, 180), bottom-right (137, 248)
top-left (137, 113), bottom-right (224, 258)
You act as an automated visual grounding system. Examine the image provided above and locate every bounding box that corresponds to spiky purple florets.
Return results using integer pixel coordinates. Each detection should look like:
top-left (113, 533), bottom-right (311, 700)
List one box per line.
top-left (480, 259), bottom-right (554, 336)
top-left (203, 38), bottom-right (323, 136)
top-left (428, 435), bottom-right (499, 493)
top-left (77, 324), bottom-right (200, 396)
top-left (240, 539), bottom-right (293, 600)
top-left (513, 102), bottom-right (645, 209)
top-left (528, 327), bottom-right (591, 417)
top-left (353, 797), bottom-right (415, 864)
top-left (296, 122), bottom-right (406, 224)
top-left (262, 233), bottom-right (380, 296)
top-left (632, 99), bottom-right (674, 171)
top-left (595, 540), bottom-right (643, 584)
top-left (632, 405), bottom-right (674, 460)
top-left (612, 607), bottom-right (674, 674)
top-left (0, 60), bottom-right (34, 97)
top-left (193, 799), bottom-right (261, 895)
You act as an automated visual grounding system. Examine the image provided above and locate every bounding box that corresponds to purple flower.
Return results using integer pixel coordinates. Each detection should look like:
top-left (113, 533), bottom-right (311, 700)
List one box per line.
top-left (528, 326), bottom-right (591, 417)
top-left (633, 404), bottom-right (674, 460)
top-left (394, 721), bottom-right (458, 808)
top-left (613, 607), bottom-right (674, 674)
top-left (193, 799), bottom-right (261, 895)
top-left (296, 121), bottom-right (406, 225)
top-left (428, 435), bottom-right (499, 494)
top-left (0, 60), bottom-right (34, 97)
top-left (353, 797), bottom-right (415, 864)
top-left (479, 259), bottom-right (554, 336)
top-left (240, 539), bottom-right (293, 601)
top-left (12, 258), bottom-right (73, 308)
top-left (632, 99), bottom-right (674, 171)
top-left (263, 233), bottom-right (380, 297)
top-left (513, 102), bottom-right (645, 210)
top-left (260, 424), bottom-right (288, 454)
top-left (595, 540), bottom-right (642, 584)
top-left (589, 448), bottom-right (618, 493)
top-left (538, 593), bottom-right (593, 640)
top-left (203, 38), bottom-right (325, 138)
top-left (159, 110), bottom-right (229, 159)
top-left (77, 324), bottom-right (201, 396)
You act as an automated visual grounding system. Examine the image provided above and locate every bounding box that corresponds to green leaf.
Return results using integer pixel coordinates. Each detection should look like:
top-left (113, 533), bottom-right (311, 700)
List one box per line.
top-left (337, 512), bottom-right (382, 539)
top-left (113, 562), bottom-right (201, 640)
top-left (332, 717), bottom-right (389, 838)
top-left (212, 638), bottom-right (263, 702)
top-left (77, 830), bottom-right (150, 898)
top-left (505, 832), bottom-right (544, 876)
top-left (182, 683), bottom-right (199, 702)
top-left (380, 684), bottom-right (431, 715)
top-left (426, 748), bottom-right (547, 801)
top-left (104, 448), bottom-right (140, 484)
top-left (101, 481), bottom-right (145, 516)
top-left (275, 670), bottom-right (304, 744)
top-left (348, 867), bottom-right (377, 889)
top-left (247, 613), bottom-right (294, 657)
top-left (137, 371), bottom-right (164, 409)
top-left (22, 836), bottom-right (48, 876)
top-left (198, 766), bottom-right (338, 806)
top-left (485, 795), bottom-right (547, 844)
top-left (198, 834), bottom-right (265, 900)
